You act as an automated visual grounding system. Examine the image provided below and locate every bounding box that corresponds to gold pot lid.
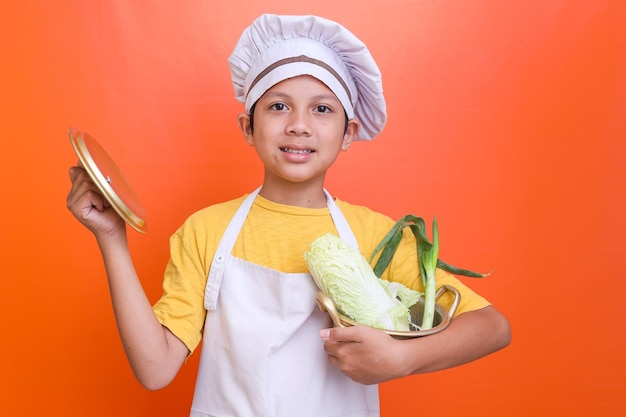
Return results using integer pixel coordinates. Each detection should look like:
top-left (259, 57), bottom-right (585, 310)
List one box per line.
top-left (68, 128), bottom-right (147, 233)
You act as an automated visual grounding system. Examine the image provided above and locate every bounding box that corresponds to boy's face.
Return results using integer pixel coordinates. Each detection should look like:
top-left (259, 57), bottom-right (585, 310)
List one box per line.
top-left (238, 75), bottom-right (360, 188)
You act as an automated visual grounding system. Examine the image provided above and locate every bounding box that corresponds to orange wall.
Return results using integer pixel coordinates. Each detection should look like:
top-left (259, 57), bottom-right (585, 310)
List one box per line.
top-left (1, 1), bottom-right (625, 416)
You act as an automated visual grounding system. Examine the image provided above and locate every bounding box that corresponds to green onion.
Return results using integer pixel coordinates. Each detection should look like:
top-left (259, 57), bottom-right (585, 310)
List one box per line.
top-left (370, 215), bottom-right (489, 330)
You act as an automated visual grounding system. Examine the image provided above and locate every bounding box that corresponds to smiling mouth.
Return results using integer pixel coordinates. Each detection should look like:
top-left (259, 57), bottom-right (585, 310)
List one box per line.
top-left (280, 147), bottom-right (314, 154)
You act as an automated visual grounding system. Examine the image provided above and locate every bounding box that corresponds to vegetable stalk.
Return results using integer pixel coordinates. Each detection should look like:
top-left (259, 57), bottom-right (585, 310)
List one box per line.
top-left (418, 218), bottom-right (439, 329)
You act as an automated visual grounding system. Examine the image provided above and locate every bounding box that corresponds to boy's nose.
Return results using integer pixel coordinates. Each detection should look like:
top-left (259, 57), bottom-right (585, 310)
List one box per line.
top-left (286, 110), bottom-right (312, 136)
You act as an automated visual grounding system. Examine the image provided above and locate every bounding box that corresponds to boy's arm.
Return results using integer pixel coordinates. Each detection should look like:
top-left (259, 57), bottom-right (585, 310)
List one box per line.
top-left (67, 165), bottom-right (189, 390)
top-left (319, 305), bottom-right (511, 385)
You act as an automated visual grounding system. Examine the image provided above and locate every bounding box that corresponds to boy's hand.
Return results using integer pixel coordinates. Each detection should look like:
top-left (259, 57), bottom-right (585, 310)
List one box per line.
top-left (66, 162), bottom-right (125, 237)
top-left (320, 325), bottom-right (409, 385)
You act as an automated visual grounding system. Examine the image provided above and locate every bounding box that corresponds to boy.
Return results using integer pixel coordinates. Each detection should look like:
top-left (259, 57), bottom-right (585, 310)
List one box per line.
top-left (67, 14), bottom-right (510, 417)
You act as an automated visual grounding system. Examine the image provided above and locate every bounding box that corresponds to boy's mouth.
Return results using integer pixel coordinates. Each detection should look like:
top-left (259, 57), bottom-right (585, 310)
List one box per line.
top-left (280, 147), bottom-right (315, 154)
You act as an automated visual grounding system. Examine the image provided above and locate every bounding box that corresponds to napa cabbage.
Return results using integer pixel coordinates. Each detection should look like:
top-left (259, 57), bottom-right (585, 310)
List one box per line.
top-left (304, 233), bottom-right (421, 331)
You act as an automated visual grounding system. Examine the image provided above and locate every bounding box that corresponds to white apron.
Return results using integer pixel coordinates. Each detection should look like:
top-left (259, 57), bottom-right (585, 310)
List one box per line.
top-left (190, 188), bottom-right (380, 417)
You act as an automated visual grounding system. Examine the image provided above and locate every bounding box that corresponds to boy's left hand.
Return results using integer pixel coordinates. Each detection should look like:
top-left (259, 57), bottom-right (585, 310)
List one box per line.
top-left (319, 325), bottom-right (407, 385)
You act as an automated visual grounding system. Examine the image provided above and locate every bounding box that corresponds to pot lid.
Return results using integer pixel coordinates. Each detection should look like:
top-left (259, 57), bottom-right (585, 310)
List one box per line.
top-left (68, 127), bottom-right (147, 233)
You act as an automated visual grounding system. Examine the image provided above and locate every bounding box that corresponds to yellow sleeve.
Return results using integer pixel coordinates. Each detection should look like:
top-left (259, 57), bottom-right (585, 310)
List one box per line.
top-left (432, 268), bottom-right (490, 316)
top-left (152, 230), bottom-right (208, 354)
top-left (152, 198), bottom-right (243, 354)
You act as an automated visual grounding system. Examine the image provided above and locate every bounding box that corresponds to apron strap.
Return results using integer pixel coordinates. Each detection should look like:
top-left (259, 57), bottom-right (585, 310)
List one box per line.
top-left (324, 189), bottom-right (359, 250)
top-left (204, 187), bottom-right (261, 310)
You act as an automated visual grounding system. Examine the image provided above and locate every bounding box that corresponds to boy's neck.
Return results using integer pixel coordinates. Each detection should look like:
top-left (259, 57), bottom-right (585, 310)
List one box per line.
top-left (258, 181), bottom-right (328, 208)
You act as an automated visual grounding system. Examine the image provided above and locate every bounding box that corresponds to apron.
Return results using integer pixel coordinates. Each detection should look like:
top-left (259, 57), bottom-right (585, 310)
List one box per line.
top-left (190, 187), bottom-right (380, 417)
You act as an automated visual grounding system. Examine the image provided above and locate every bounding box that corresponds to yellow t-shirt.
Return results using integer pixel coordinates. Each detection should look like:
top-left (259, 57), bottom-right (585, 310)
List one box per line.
top-left (153, 193), bottom-right (490, 353)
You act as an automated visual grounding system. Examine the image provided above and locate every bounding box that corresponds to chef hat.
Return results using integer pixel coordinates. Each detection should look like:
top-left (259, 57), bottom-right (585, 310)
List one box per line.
top-left (228, 14), bottom-right (387, 140)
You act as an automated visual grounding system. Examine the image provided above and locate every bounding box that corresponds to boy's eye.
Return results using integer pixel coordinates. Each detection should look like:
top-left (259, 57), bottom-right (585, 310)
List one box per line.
top-left (315, 105), bottom-right (331, 113)
top-left (270, 103), bottom-right (287, 111)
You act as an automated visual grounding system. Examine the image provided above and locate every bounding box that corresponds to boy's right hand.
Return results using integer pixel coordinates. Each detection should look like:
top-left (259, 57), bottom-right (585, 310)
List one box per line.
top-left (66, 162), bottom-right (126, 237)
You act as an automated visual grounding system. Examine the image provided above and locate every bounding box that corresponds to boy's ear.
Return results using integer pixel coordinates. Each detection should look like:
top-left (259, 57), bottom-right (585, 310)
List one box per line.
top-left (237, 113), bottom-right (254, 146)
top-left (341, 119), bottom-right (360, 151)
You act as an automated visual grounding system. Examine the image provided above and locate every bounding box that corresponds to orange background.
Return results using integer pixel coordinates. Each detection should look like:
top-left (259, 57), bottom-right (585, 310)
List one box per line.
top-left (1, 1), bottom-right (625, 416)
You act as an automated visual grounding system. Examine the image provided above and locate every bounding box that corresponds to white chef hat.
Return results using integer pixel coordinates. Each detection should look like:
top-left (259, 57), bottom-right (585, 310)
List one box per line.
top-left (228, 14), bottom-right (387, 140)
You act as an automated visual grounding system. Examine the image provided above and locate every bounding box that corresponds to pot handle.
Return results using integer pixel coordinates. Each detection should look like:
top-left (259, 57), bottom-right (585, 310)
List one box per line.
top-left (315, 291), bottom-right (346, 328)
top-left (435, 284), bottom-right (461, 320)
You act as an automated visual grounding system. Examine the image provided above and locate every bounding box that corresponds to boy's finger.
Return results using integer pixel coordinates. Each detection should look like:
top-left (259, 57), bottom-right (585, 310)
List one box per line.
top-left (320, 326), bottom-right (364, 343)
